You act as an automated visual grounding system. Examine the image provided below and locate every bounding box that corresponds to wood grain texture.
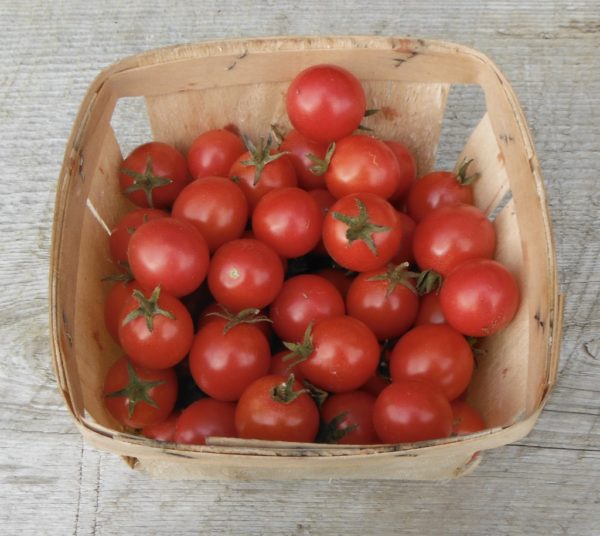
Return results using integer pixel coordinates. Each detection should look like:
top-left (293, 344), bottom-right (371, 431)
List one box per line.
top-left (1, 0), bottom-right (599, 535)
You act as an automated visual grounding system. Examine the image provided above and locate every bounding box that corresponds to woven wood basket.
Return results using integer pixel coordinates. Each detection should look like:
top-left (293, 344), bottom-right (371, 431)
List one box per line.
top-left (49, 36), bottom-right (563, 480)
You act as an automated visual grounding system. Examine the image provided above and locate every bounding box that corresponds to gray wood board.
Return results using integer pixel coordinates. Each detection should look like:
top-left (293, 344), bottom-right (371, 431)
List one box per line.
top-left (1, 1), bottom-right (599, 535)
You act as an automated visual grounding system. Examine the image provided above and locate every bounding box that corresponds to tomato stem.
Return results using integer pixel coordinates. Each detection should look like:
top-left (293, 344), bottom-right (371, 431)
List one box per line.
top-left (271, 374), bottom-right (308, 404)
top-left (122, 286), bottom-right (175, 332)
top-left (121, 155), bottom-right (173, 208)
top-left (454, 158), bottom-right (480, 186)
top-left (415, 269), bottom-right (443, 296)
top-left (318, 411), bottom-right (358, 443)
top-left (282, 321), bottom-right (315, 369)
top-left (240, 134), bottom-right (290, 186)
top-left (207, 305), bottom-right (272, 334)
top-left (367, 262), bottom-right (419, 296)
top-left (307, 142), bottom-right (335, 176)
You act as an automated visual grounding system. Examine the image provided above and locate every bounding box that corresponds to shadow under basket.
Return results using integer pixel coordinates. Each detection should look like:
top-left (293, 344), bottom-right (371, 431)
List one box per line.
top-left (49, 36), bottom-right (563, 480)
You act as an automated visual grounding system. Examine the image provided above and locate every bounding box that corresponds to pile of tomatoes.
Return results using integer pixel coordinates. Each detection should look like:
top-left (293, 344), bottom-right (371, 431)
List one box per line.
top-left (102, 64), bottom-right (520, 446)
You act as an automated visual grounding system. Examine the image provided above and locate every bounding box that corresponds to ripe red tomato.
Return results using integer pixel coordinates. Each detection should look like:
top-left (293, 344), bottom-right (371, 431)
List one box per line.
top-left (385, 141), bottom-right (417, 202)
top-left (361, 373), bottom-right (390, 397)
top-left (119, 142), bottom-right (189, 209)
top-left (279, 129), bottom-right (330, 190)
top-left (451, 401), bottom-right (486, 435)
top-left (269, 351), bottom-right (306, 384)
top-left (208, 238), bottom-right (284, 312)
top-left (189, 316), bottom-right (270, 401)
top-left (103, 280), bottom-right (141, 342)
top-left (228, 140), bottom-right (297, 212)
top-left (288, 315), bottom-right (379, 393)
top-left (308, 188), bottom-right (336, 255)
top-left (252, 187), bottom-right (323, 258)
top-left (118, 287), bottom-right (194, 369)
top-left (174, 398), bottom-right (237, 445)
top-left (407, 160), bottom-right (478, 222)
top-left (269, 274), bottom-right (345, 342)
top-left (346, 263), bottom-right (419, 340)
top-left (320, 390), bottom-right (378, 444)
top-left (109, 208), bottom-right (168, 266)
top-left (315, 268), bottom-right (354, 299)
top-left (440, 258), bottom-right (520, 336)
top-left (141, 411), bottom-right (180, 441)
top-left (198, 302), bottom-right (271, 339)
top-left (235, 374), bottom-right (320, 442)
top-left (187, 128), bottom-right (245, 180)
top-left (128, 217), bottom-right (210, 297)
top-left (286, 64), bottom-right (366, 143)
top-left (172, 176), bottom-right (248, 252)
top-left (325, 135), bottom-right (401, 200)
top-left (415, 291), bottom-right (447, 326)
top-left (413, 204), bottom-right (496, 277)
top-left (323, 193), bottom-right (402, 272)
top-left (103, 356), bottom-right (177, 429)
top-left (372, 380), bottom-right (453, 443)
top-left (392, 211), bottom-right (417, 265)
top-left (389, 324), bottom-right (474, 401)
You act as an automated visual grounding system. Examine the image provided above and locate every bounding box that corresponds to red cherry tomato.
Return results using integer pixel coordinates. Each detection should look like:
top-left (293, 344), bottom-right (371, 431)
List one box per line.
top-left (389, 324), bottom-right (474, 401)
top-left (415, 291), bottom-right (447, 326)
top-left (440, 258), bottom-right (520, 337)
top-left (104, 280), bottom-right (141, 342)
top-left (286, 64), bottom-right (366, 143)
top-left (189, 316), bottom-right (271, 401)
top-left (109, 208), bottom-right (168, 266)
top-left (346, 263), bottom-right (419, 340)
top-left (289, 315), bottom-right (379, 393)
top-left (172, 176), bottom-right (248, 253)
top-left (187, 129), bottom-right (245, 180)
top-left (128, 217), bottom-right (210, 297)
top-left (320, 390), bottom-right (378, 444)
top-left (385, 141), bottom-right (417, 202)
top-left (235, 374), bottom-right (320, 442)
top-left (315, 268), bottom-right (354, 299)
top-left (392, 211), bottom-right (417, 265)
top-left (361, 373), bottom-right (390, 398)
top-left (174, 398), bottom-right (237, 445)
top-left (252, 187), bottom-right (323, 258)
top-left (279, 129), bottom-right (330, 190)
top-left (325, 135), bottom-right (401, 200)
top-left (198, 302), bottom-right (271, 339)
top-left (119, 142), bottom-right (189, 209)
top-left (451, 401), bottom-right (486, 435)
top-left (208, 238), bottom-right (285, 312)
top-left (269, 274), bottom-right (345, 342)
top-left (323, 193), bottom-right (402, 272)
top-left (118, 286), bottom-right (194, 369)
top-left (407, 160), bottom-right (478, 222)
top-left (413, 204), bottom-right (496, 277)
top-left (308, 188), bottom-right (336, 255)
top-left (141, 411), bottom-right (180, 442)
top-left (103, 356), bottom-right (177, 429)
top-left (269, 351), bottom-right (306, 384)
top-left (372, 380), bottom-right (453, 443)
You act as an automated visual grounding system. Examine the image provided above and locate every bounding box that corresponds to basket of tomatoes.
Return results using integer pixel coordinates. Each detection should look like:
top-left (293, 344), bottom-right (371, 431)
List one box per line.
top-left (50, 36), bottom-right (563, 480)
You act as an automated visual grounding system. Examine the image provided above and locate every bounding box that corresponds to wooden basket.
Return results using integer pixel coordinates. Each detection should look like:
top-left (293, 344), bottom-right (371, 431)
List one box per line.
top-left (49, 36), bottom-right (563, 480)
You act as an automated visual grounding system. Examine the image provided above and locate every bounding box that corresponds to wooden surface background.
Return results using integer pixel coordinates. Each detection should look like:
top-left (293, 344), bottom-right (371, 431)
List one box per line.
top-left (1, 1), bottom-right (599, 534)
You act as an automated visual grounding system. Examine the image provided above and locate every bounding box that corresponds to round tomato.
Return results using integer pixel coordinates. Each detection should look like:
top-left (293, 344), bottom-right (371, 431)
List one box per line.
top-left (141, 411), bottom-right (180, 442)
top-left (228, 138), bottom-right (297, 212)
top-left (189, 316), bottom-right (270, 401)
top-left (104, 279), bottom-right (141, 342)
top-left (198, 302), bottom-right (271, 338)
top-left (208, 238), bottom-right (284, 312)
top-left (128, 217), bottom-right (210, 298)
top-left (235, 374), bottom-right (320, 442)
top-left (389, 324), bottom-right (474, 401)
top-left (308, 188), bottom-right (336, 255)
top-left (372, 380), bottom-right (453, 443)
top-left (187, 128), bottom-right (246, 180)
top-left (413, 204), bottom-right (496, 277)
top-left (103, 356), bottom-right (177, 429)
top-left (451, 401), bottom-right (486, 435)
top-left (118, 286), bottom-right (194, 369)
top-left (440, 258), bottom-right (520, 336)
top-left (279, 129), bottom-right (331, 190)
top-left (346, 263), bottom-right (419, 340)
top-left (109, 208), bottom-right (168, 266)
top-left (385, 140), bottom-right (417, 202)
top-left (392, 211), bottom-right (417, 265)
top-left (174, 398), bottom-right (237, 445)
top-left (269, 350), bottom-right (306, 384)
top-left (361, 372), bottom-right (390, 398)
top-left (172, 176), bottom-right (248, 252)
top-left (407, 159), bottom-right (478, 222)
top-left (320, 390), bottom-right (378, 444)
top-left (252, 187), bottom-right (323, 258)
top-left (287, 315), bottom-right (379, 393)
top-left (269, 274), bottom-right (345, 342)
top-left (325, 135), bottom-right (401, 200)
top-left (415, 291), bottom-right (447, 326)
top-left (323, 193), bottom-right (402, 272)
top-left (119, 142), bottom-right (189, 209)
top-left (315, 267), bottom-right (354, 299)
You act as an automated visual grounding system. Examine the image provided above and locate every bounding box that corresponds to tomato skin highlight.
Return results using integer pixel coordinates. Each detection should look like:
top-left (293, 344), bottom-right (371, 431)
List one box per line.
top-left (320, 390), bottom-right (379, 444)
top-left (235, 375), bottom-right (320, 442)
top-left (440, 258), bottom-right (520, 337)
top-left (187, 129), bottom-right (246, 180)
top-left (373, 380), bottom-right (453, 444)
top-left (415, 291), bottom-right (447, 326)
top-left (174, 398), bottom-right (237, 445)
top-left (286, 64), bottom-right (366, 143)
